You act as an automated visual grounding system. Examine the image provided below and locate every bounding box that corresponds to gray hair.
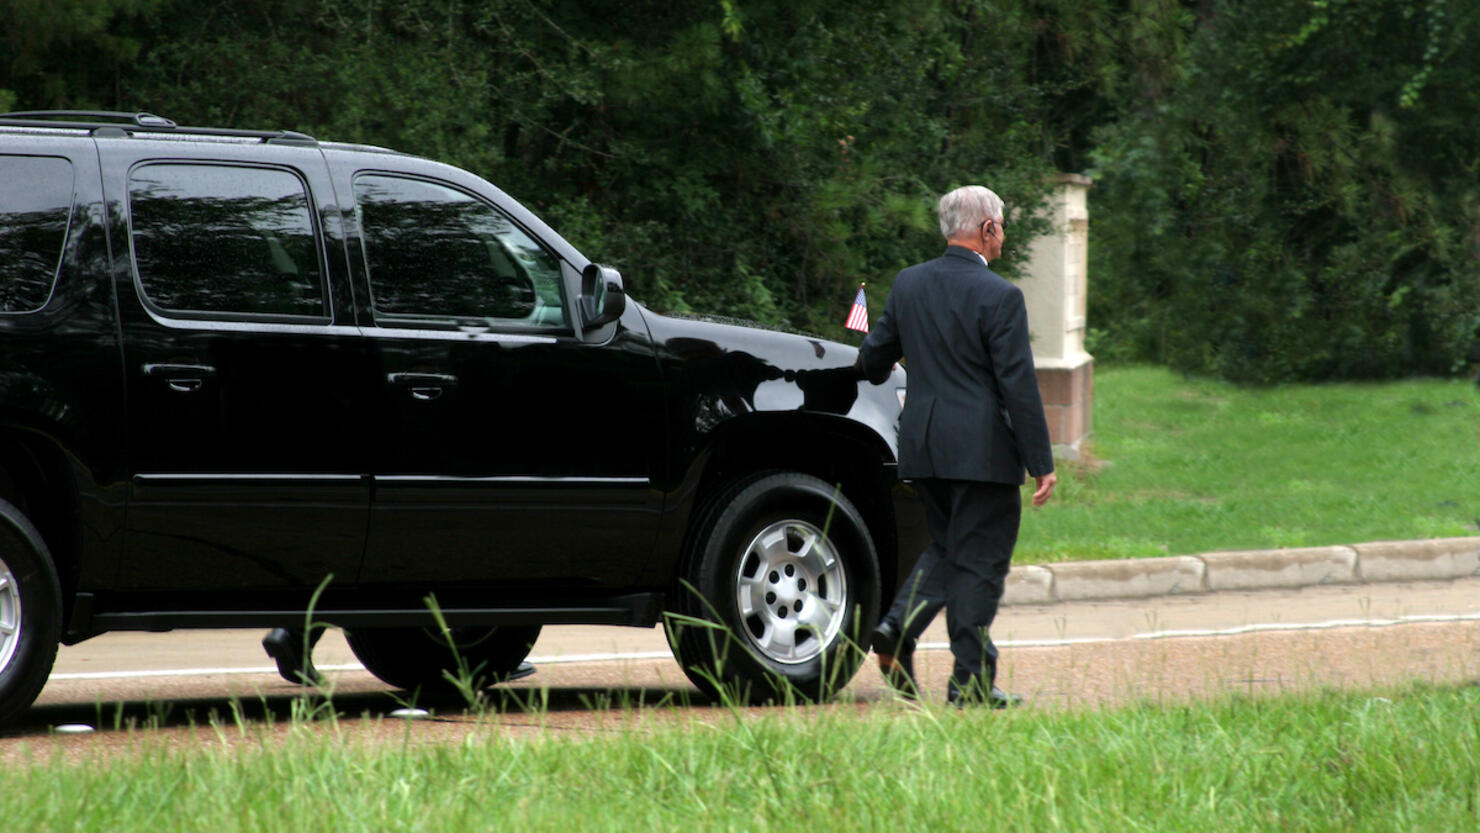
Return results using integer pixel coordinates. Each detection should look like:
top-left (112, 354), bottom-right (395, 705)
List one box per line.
top-left (937, 185), bottom-right (1004, 239)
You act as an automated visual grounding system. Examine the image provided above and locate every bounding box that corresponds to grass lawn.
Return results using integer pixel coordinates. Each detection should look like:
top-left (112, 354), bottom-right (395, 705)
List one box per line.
top-left (7, 683), bottom-right (1478, 831)
top-left (1016, 366), bottom-right (1480, 562)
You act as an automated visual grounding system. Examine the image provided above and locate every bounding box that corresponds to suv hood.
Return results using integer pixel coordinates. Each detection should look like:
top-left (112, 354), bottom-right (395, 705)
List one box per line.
top-left (637, 306), bottom-right (905, 461)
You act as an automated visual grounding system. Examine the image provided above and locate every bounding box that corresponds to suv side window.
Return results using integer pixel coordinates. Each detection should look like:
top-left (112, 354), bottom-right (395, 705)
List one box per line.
top-left (128, 163), bottom-right (326, 318)
top-left (354, 174), bottom-right (568, 330)
top-left (0, 155), bottom-right (75, 313)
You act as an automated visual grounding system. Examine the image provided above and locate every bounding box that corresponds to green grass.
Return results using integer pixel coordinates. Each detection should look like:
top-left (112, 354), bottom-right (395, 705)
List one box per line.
top-left (5, 683), bottom-right (1478, 831)
top-left (1017, 366), bottom-right (1480, 562)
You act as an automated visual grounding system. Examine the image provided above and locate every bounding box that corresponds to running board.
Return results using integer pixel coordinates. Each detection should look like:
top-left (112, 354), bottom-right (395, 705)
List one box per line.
top-left (78, 593), bottom-right (665, 633)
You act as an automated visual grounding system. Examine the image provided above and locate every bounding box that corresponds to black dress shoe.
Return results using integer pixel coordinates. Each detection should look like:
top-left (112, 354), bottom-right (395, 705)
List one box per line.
top-left (987, 686), bottom-right (1024, 709)
top-left (869, 620), bottom-right (908, 656)
top-left (262, 627), bottom-right (324, 686)
top-left (870, 621), bottom-right (919, 699)
top-left (500, 661), bottom-right (537, 683)
top-left (948, 685), bottom-right (1023, 710)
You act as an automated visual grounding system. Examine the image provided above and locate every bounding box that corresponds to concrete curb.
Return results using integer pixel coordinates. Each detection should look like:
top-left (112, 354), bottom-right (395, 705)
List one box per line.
top-left (1001, 536), bottom-right (1480, 606)
top-left (1049, 557), bottom-right (1205, 602)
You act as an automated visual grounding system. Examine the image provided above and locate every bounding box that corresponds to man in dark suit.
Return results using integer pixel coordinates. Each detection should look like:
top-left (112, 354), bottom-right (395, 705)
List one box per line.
top-left (858, 185), bottom-right (1056, 707)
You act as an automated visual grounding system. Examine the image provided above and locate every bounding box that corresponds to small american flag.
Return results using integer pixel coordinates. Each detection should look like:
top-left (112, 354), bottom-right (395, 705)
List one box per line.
top-left (844, 284), bottom-right (869, 333)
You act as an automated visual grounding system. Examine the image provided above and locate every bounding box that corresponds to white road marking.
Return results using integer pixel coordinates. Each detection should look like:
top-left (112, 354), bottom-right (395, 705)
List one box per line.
top-left (930, 611), bottom-right (1480, 651)
top-left (48, 612), bottom-right (1480, 682)
top-left (51, 663), bottom-right (365, 681)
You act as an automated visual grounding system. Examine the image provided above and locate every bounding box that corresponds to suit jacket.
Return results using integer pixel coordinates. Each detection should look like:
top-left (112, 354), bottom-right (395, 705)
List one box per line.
top-left (860, 246), bottom-right (1054, 484)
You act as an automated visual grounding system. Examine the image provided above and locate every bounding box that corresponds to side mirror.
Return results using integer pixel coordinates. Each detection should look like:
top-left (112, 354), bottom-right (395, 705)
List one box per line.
top-left (580, 263), bottom-right (626, 331)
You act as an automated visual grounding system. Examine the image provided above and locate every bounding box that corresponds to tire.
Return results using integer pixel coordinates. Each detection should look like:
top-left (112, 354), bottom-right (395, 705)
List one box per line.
top-left (669, 472), bottom-right (880, 704)
top-left (345, 624), bottom-right (541, 692)
top-left (0, 498), bottom-right (61, 727)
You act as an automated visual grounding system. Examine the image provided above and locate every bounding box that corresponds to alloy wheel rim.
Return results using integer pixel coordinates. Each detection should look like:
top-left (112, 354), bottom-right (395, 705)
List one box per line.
top-left (0, 556), bottom-right (20, 673)
top-left (734, 519), bottom-right (848, 665)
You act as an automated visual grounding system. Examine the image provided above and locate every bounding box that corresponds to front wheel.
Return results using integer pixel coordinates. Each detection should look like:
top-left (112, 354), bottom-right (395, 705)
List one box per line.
top-left (668, 472), bottom-right (880, 703)
top-left (0, 498), bottom-right (61, 727)
top-left (345, 624), bottom-right (541, 693)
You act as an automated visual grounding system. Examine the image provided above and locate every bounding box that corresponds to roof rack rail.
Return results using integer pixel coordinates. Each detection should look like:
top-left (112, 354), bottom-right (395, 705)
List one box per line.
top-left (0, 110), bottom-right (316, 145)
top-left (3, 110), bottom-right (178, 127)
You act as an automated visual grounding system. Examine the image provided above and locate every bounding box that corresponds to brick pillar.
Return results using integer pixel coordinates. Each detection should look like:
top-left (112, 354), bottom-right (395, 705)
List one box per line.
top-left (1020, 174), bottom-right (1094, 458)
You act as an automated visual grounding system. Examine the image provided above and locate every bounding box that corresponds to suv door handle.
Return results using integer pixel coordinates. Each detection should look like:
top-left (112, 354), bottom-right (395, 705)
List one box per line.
top-left (387, 372), bottom-right (458, 401)
top-left (143, 363), bottom-right (217, 393)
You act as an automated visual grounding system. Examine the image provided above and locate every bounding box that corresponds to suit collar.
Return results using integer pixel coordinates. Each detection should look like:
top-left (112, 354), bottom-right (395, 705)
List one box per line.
top-left (943, 245), bottom-right (989, 268)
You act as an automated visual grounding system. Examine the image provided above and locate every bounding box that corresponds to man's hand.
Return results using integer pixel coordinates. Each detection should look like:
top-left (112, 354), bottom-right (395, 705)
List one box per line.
top-left (1031, 472), bottom-right (1057, 507)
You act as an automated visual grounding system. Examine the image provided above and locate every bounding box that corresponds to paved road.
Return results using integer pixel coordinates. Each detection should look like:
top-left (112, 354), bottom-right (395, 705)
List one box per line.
top-left (7, 576), bottom-right (1474, 752)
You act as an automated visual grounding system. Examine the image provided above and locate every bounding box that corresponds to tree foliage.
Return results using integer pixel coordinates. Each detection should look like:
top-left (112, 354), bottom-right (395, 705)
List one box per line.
top-left (3, 0), bottom-right (1081, 335)
top-left (2, 0), bottom-right (1476, 378)
top-left (1088, 0), bottom-right (1480, 381)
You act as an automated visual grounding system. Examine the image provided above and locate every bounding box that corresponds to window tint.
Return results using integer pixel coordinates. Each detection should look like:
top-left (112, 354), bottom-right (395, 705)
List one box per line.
top-left (0, 155), bottom-right (74, 313)
top-left (129, 164), bottom-right (325, 318)
top-left (354, 175), bottom-right (567, 328)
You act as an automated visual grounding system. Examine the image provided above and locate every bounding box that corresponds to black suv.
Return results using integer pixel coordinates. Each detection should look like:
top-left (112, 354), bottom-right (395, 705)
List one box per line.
top-left (0, 111), bottom-right (924, 723)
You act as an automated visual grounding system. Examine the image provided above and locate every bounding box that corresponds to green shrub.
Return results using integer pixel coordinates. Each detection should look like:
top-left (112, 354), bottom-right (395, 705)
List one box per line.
top-left (1088, 0), bottom-right (1480, 382)
top-left (7, 1), bottom-right (1475, 377)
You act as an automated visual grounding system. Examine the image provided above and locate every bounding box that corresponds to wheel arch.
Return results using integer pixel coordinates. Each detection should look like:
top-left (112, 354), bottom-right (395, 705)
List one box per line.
top-left (0, 427), bottom-right (85, 624)
top-left (671, 413), bottom-right (904, 606)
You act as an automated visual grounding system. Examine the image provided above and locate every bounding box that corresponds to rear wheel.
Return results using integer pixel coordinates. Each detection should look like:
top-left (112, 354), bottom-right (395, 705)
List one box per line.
top-left (668, 472), bottom-right (879, 703)
top-left (0, 498), bottom-right (61, 726)
top-left (345, 624), bottom-right (541, 692)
